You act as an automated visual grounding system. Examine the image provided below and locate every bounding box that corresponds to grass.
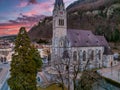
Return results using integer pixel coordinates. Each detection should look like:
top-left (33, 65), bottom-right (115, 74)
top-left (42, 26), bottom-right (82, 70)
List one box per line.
top-left (38, 84), bottom-right (67, 90)
top-left (103, 76), bottom-right (120, 88)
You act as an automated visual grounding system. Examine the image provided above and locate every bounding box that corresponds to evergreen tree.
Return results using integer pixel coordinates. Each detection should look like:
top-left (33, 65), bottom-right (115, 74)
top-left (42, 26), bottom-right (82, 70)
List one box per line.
top-left (8, 27), bottom-right (42, 90)
top-left (31, 45), bottom-right (42, 71)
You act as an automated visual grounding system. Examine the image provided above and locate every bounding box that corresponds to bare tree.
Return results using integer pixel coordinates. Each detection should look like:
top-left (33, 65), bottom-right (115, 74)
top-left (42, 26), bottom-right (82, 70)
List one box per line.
top-left (53, 49), bottom-right (71, 90)
top-left (54, 58), bottom-right (65, 90)
top-left (51, 38), bottom-right (112, 90)
top-left (53, 47), bottom-right (93, 90)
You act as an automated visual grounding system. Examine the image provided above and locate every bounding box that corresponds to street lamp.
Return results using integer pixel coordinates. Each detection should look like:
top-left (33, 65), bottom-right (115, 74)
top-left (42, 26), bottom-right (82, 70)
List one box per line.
top-left (111, 62), bottom-right (113, 76)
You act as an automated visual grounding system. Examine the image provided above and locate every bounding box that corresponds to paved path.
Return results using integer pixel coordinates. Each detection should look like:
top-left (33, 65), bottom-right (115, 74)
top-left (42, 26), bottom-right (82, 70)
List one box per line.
top-left (1, 81), bottom-right (9, 90)
top-left (0, 68), bottom-right (8, 84)
top-left (98, 63), bottom-right (120, 84)
top-left (37, 71), bottom-right (52, 88)
top-left (38, 72), bottom-right (49, 84)
top-left (0, 62), bottom-right (10, 90)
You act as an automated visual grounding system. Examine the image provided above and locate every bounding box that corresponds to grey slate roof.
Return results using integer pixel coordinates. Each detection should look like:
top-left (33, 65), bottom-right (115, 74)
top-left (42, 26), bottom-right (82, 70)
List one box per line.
top-left (96, 36), bottom-right (113, 55)
top-left (67, 29), bottom-right (101, 47)
top-left (67, 29), bottom-right (113, 55)
top-left (95, 36), bottom-right (109, 47)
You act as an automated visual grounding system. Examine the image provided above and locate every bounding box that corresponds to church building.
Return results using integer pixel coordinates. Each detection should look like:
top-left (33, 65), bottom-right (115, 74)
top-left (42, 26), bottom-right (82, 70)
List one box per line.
top-left (51, 0), bottom-right (116, 69)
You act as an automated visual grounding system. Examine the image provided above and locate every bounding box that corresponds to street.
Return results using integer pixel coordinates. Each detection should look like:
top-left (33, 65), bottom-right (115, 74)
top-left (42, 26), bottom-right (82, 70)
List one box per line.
top-left (0, 62), bottom-right (10, 90)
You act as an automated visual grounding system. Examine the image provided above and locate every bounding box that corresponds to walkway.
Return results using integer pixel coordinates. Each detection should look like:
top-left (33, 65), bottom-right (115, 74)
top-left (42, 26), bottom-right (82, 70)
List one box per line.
top-left (38, 72), bottom-right (49, 84)
top-left (0, 68), bottom-right (9, 90)
top-left (37, 71), bottom-right (55, 88)
top-left (98, 63), bottom-right (120, 84)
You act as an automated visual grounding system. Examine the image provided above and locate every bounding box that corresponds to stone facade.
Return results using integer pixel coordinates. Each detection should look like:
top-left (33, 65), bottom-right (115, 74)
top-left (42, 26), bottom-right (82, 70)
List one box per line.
top-left (52, 0), bottom-right (67, 63)
top-left (51, 0), bottom-right (115, 69)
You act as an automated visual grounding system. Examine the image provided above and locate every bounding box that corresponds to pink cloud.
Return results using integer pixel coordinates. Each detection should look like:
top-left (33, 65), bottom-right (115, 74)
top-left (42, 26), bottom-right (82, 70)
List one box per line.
top-left (20, 0), bottom-right (37, 4)
top-left (0, 13), bottom-right (45, 35)
top-left (17, 1), bottom-right (28, 8)
top-left (0, 23), bottom-right (30, 35)
top-left (0, 0), bottom-right (75, 36)
top-left (23, 0), bottom-right (75, 16)
top-left (17, 0), bottom-right (38, 8)
top-left (23, 1), bottom-right (53, 16)
top-left (28, 0), bottom-right (37, 4)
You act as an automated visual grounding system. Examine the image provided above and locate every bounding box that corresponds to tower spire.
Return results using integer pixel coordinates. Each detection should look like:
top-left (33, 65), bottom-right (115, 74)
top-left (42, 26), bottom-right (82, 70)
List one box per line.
top-left (54, 0), bottom-right (64, 8)
top-left (52, 0), bottom-right (67, 64)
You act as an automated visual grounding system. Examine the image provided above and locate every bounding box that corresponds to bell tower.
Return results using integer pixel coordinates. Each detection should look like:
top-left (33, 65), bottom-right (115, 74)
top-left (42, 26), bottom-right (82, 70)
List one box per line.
top-left (52, 0), bottom-right (67, 47)
top-left (52, 0), bottom-right (67, 62)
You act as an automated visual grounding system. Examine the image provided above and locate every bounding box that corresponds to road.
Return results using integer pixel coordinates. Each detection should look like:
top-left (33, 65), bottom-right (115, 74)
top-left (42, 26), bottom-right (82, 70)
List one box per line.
top-left (1, 81), bottom-right (9, 90)
top-left (0, 62), bottom-right (10, 69)
top-left (0, 62), bottom-right (10, 90)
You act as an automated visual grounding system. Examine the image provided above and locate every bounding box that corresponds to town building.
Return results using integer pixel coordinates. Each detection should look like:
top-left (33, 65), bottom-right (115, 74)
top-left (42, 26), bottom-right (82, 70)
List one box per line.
top-left (51, 0), bottom-right (117, 69)
top-left (0, 40), bottom-right (13, 64)
top-left (37, 0), bottom-right (119, 89)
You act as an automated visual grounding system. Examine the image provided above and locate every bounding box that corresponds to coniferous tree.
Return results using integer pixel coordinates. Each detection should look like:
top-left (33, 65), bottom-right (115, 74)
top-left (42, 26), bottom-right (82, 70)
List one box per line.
top-left (8, 27), bottom-right (42, 90)
top-left (31, 45), bottom-right (42, 70)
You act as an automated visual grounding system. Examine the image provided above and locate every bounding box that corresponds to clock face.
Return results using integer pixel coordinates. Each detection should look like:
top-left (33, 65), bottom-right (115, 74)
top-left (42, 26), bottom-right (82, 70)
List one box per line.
top-left (60, 11), bottom-right (63, 15)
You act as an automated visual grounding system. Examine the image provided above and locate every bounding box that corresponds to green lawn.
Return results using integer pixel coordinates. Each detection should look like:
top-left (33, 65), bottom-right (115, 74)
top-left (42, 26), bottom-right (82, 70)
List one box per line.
top-left (38, 84), bottom-right (67, 90)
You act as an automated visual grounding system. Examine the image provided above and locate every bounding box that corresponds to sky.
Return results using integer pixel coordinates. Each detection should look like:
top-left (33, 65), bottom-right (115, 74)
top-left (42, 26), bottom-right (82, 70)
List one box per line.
top-left (0, 0), bottom-right (76, 36)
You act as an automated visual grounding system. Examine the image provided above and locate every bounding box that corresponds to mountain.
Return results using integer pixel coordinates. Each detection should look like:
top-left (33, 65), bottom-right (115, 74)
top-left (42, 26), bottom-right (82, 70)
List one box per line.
top-left (0, 35), bottom-right (17, 42)
top-left (28, 0), bottom-right (120, 43)
top-left (28, 16), bottom-right (52, 43)
top-left (67, 0), bottom-right (119, 13)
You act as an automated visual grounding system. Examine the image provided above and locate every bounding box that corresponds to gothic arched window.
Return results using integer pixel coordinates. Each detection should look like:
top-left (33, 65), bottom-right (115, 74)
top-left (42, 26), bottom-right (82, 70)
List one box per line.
top-left (59, 19), bottom-right (64, 26)
top-left (73, 51), bottom-right (77, 61)
top-left (60, 40), bottom-right (64, 47)
top-left (63, 50), bottom-right (69, 59)
top-left (54, 38), bottom-right (58, 46)
top-left (78, 50), bottom-right (82, 60)
top-left (90, 50), bottom-right (94, 60)
top-left (83, 51), bottom-right (86, 61)
top-left (98, 50), bottom-right (101, 60)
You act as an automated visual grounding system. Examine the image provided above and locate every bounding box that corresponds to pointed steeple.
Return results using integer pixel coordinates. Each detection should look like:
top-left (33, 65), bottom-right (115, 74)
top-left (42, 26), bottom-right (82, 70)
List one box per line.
top-left (54, 0), bottom-right (64, 8)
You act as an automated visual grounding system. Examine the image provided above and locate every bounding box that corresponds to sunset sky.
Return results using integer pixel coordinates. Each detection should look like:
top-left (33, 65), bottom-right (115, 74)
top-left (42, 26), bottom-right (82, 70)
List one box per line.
top-left (0, 0), bottom-right (75, 36)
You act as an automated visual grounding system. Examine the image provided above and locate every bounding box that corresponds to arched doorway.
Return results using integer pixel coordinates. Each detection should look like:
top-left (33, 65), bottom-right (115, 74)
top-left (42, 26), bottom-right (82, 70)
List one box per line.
top-left (73, 51), bottom-right (77, 61)
top-left (83, 51), bottom-right (86, 61)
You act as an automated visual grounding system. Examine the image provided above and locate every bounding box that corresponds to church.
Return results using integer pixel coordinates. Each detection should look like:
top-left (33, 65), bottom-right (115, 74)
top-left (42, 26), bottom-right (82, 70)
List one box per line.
top-left (51, 0), bottom-right (116, 69)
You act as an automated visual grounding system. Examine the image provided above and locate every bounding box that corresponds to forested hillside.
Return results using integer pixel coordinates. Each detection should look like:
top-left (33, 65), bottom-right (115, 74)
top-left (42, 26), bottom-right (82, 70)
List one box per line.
top-left (28, 0), bottom-right (120, 44)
